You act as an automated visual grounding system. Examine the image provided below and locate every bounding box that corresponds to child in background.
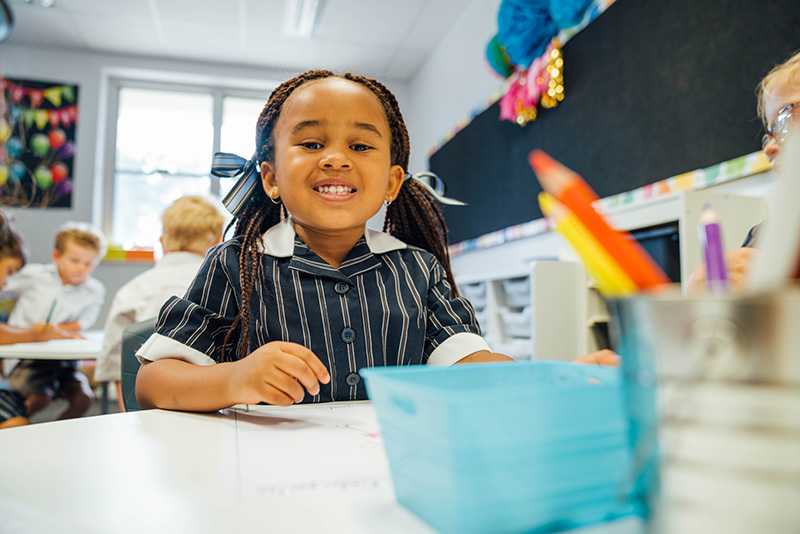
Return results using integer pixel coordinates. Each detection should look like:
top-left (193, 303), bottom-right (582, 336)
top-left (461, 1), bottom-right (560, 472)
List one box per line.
top-left (7, 223), bottom-right (105, 420)
top-left (0, 213), bottom-right (78, 429)
top-left (136, 70), bottom-right (520, 412)
top-left (95, 196), bottom-right (224, 410)
top-left (689, 50), bottom-right (800, 291)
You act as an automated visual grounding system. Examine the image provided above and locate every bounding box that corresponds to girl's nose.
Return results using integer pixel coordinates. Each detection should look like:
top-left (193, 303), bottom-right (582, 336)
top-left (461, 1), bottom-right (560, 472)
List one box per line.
top-left (319, 151), bottom-right (352, 170)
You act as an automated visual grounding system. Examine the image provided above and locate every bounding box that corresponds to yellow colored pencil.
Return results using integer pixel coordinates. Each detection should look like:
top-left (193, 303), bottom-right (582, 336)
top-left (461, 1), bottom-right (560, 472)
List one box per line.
top-left (539, 193), bottom-right (637, 297)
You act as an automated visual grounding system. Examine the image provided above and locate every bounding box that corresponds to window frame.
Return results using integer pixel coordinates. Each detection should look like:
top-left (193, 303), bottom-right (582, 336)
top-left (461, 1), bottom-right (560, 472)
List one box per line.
top-left (101, 77), bottom-right (267, 247)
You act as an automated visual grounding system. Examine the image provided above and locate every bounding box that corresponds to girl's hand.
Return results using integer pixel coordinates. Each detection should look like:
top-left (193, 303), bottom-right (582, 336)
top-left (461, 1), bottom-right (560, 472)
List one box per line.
top-left (229, 341), bottom-right (331, 406)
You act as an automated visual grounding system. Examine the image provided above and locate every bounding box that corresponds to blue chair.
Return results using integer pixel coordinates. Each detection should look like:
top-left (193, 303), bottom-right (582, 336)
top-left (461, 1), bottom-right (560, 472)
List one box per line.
top-left (120, 319), bottom-right (155, 412)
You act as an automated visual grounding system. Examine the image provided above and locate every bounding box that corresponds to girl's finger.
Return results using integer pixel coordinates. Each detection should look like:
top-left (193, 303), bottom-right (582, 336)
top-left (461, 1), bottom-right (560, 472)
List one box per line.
top-left (275, 352), bottom-right (321, 396)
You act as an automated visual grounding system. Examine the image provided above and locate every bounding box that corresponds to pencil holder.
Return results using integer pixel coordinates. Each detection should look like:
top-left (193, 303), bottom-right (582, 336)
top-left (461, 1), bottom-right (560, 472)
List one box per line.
top-left (608, 288), bottom-right (800, 534)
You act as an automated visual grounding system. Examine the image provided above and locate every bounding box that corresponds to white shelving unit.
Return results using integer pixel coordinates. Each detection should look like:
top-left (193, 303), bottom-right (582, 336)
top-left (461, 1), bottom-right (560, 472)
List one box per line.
top-left (454, 188), bottom-right (769, 361)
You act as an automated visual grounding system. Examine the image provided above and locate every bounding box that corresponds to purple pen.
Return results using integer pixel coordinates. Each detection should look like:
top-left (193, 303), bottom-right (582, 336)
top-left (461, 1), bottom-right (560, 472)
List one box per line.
top-left (699, 204), bottom-right (728, 292)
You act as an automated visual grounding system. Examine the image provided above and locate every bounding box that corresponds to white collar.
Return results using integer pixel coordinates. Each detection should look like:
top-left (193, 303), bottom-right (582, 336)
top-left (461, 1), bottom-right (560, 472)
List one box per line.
top-left (260, 218), bottom-right (407, 258)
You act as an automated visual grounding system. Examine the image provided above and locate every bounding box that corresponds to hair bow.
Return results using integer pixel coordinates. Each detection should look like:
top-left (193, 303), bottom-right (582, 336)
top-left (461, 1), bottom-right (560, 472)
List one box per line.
top-left (211, 152), bottom-right (466, 217)
top-left (211, 152), bottom-right (260, 217)
top-left (404, 172), bottom-right (466, 206)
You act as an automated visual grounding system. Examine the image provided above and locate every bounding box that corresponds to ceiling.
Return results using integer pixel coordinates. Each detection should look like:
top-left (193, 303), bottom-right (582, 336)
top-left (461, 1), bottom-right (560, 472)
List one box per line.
top-left (5, 0), bottom-right (466, 80)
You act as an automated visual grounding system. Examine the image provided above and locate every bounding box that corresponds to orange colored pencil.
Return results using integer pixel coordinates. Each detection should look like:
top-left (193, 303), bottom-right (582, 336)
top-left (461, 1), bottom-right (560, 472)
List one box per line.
top-left (529, 150), bottom-right (669, 289)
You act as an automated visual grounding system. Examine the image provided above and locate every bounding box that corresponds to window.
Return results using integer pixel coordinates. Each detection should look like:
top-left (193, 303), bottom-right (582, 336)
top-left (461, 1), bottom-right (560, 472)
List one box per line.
top-left (108, 82), bottom-right (266, 249)
top-left (220, 96), bottom-right (265, 198)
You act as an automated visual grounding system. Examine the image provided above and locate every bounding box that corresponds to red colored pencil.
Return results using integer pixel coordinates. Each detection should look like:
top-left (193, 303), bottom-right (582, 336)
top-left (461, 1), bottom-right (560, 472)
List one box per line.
top-left (529, 150), bottom-right (669, 289)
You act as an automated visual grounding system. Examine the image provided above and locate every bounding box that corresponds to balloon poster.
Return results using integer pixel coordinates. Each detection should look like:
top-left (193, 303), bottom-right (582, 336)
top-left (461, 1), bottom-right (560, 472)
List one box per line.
top-left (0, 77), bottom-right (79, 208)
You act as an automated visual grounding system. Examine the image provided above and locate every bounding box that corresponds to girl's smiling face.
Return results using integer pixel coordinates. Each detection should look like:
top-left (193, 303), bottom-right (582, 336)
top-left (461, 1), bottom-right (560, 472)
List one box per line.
top-left (261, 77), bottom-right (404, 235)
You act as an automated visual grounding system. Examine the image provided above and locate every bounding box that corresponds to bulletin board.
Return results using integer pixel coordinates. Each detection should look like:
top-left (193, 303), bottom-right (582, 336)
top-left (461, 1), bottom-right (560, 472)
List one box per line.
top-left (0, 77), bottom-right (79, 209)
top-left (431, 0), bottom-right (800, 243)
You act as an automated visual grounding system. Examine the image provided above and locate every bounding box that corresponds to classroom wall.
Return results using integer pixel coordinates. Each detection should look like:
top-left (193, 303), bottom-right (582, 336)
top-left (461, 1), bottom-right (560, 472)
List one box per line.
top-left (0, 43), bottom-right (410, 327)
top-left (404, 0), bottom-right (504, 174)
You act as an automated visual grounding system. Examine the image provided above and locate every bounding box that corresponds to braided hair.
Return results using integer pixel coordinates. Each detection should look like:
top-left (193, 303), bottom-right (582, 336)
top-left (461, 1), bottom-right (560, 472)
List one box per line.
top-left (224, 70), bottom-right (458, 358)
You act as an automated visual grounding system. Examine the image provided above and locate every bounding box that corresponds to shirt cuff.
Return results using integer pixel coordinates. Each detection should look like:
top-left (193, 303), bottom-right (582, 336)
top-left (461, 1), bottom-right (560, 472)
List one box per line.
top-left (136, 332), bottom-right (216, 366)
top-left (427, 332), bottom-right (491, 367)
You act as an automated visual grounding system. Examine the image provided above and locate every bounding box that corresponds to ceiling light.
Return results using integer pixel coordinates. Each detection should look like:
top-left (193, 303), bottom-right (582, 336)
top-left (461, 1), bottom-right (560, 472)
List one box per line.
top-left (15, 0), bottom-right (56, 7)
top-left (283, 0), bottom-right (320, 38)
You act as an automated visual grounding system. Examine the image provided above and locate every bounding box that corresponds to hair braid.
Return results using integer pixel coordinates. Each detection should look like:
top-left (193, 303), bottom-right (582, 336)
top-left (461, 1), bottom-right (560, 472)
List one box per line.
top-left (385, 181), bottom-right (459, 294)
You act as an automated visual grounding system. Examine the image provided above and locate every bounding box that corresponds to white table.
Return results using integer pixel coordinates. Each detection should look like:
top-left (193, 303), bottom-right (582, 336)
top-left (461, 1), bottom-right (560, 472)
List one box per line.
top-left (0, 331), bottom-right (109, 412)
top-left (0, 331), bottom-right (103, 360)
top-left (0, 402), bottom-right (643, 534)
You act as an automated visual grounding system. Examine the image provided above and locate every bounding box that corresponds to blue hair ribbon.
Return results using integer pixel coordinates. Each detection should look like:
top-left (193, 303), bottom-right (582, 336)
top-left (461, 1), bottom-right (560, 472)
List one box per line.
top-left (211, 152), bottom-right (466, 216)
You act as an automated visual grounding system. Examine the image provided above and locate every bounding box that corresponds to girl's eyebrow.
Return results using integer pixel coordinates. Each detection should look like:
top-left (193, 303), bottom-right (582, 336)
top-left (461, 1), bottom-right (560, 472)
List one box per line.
top-left (291, 120), bottom-right (322, 135)
top-left (353, 122), bottom-right (382, 138)
top-left (290, 119), bottom-right (382, 137)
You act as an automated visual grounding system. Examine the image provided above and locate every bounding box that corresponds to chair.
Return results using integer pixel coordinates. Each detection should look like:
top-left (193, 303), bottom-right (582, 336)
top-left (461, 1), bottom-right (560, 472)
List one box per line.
top-left (120, 318), bottom-right (156, 412)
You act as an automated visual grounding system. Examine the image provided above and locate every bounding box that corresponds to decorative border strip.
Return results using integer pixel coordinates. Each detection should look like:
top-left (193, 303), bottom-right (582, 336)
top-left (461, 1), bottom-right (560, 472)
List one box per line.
top-left (449, 150), bottom-right (771, 257)
top-left (104, 246), bottom-right (155, 263)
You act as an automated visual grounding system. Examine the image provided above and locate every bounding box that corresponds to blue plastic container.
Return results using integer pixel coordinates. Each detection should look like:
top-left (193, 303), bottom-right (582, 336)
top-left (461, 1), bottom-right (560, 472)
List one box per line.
top-left (361, 361), bottom-right (639, 533)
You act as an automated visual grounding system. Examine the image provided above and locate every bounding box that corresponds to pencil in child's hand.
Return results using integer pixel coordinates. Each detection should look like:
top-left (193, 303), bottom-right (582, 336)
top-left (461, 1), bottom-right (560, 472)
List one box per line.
top-left (529, 150), bottom-right (669, 290)
top-left (44, 299), bottom-right (57, 324)
top-left (699, 204), bottom-right (728, 292)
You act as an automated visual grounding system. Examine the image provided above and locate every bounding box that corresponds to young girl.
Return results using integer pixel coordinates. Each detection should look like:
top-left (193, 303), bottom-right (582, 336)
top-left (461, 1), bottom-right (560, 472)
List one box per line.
top-left (135, 70), bottom-right (613, 411)
top-left (134, 70), bottom-right (516, 411)
top-left (0, 212), bottom-right (78, 429)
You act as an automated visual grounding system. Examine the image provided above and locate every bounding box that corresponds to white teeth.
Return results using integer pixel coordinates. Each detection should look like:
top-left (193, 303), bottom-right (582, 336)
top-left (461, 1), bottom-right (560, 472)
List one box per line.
top-left (317, 185), bottom-right (354, 195)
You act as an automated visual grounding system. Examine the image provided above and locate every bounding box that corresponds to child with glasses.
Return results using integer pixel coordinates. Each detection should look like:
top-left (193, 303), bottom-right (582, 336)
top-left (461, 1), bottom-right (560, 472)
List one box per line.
top-left (689, 50), bottom-right (800, 291)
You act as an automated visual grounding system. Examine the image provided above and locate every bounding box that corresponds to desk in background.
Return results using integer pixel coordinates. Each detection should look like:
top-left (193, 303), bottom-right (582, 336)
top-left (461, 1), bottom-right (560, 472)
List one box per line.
top-left (0, 331), bottom-right (109, 412)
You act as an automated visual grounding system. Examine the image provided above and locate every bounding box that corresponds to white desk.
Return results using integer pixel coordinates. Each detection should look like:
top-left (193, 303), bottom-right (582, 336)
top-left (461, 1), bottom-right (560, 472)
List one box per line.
top-left (0, 331), bottom-right (108, 412)
top-left (0, 402), bottom-right (643, 534)
top-left (0, 331), bottom-right (103, 360)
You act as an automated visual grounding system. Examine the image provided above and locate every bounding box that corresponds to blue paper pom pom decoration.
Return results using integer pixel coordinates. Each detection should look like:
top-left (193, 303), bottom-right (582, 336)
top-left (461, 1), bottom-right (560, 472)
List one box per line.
top-left (497, 0), bottom-right (557, 69)
top-left (549, 0), bottom-right (593, 29)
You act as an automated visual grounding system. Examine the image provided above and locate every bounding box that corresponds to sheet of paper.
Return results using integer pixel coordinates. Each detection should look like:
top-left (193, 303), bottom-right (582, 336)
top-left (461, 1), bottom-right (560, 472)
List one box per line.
top-left (231, 402), bottom-right (393, 499)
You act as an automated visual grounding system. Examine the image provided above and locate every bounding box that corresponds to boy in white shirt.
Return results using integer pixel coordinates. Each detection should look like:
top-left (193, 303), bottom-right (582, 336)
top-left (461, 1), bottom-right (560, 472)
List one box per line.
top-left (95, 196), bottom-right (225, 409)
top-left (7, 223), bottom-right (106, 419)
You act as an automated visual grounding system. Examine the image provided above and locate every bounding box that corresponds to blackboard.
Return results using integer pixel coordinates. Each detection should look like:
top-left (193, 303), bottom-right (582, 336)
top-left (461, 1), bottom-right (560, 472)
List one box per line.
top-left (430, 0), bottom-right (800, 243)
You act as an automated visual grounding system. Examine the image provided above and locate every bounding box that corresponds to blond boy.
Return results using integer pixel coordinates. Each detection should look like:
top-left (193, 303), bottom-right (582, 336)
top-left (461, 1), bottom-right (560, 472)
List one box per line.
top-left (7, 223), bottom-right (106, 419)
top-left (95, 196), bottom-right (225, 409)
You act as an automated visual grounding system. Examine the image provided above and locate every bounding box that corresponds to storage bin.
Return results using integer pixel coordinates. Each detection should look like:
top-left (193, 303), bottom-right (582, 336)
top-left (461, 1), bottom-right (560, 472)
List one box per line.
top-left (361, 362), bottom-right (639, 533)
top-left (460, 281), bottom-right (487, 309)
top-left (500, 276), bottom-right (530, 308)
top-left (498, 305), bottom-right (531, 339)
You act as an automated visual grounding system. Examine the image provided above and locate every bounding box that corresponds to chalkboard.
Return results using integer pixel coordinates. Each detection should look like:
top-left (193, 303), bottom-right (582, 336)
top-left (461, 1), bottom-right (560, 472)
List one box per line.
top-left (430, 0), bottom-right (800, 243)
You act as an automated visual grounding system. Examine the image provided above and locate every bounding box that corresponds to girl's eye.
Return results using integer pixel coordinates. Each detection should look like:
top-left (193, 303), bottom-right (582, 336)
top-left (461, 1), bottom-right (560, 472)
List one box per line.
top-left (300, 142), bottom-right (323, 150)
top-left (351, 143), bottom-right (373, 152)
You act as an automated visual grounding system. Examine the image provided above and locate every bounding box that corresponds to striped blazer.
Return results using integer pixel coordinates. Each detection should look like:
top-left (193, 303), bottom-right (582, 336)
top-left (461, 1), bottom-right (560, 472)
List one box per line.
top-left (136, 219), bottom-right (489, 402)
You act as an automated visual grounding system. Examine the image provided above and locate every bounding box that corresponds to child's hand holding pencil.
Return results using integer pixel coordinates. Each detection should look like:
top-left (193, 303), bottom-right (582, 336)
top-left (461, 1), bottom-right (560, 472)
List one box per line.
top-left (31, 323), bottom-right (82, 342)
